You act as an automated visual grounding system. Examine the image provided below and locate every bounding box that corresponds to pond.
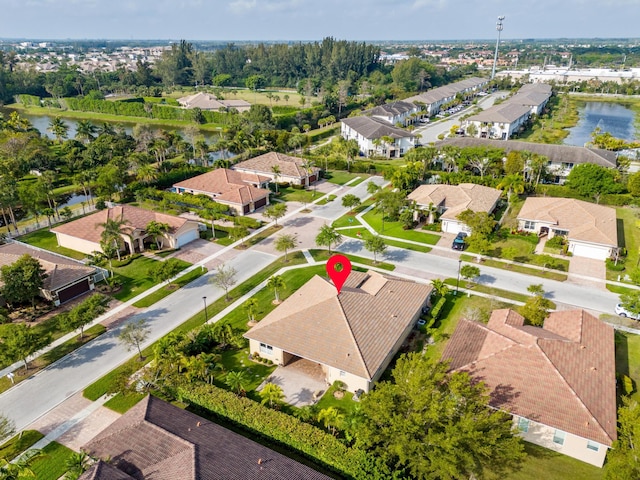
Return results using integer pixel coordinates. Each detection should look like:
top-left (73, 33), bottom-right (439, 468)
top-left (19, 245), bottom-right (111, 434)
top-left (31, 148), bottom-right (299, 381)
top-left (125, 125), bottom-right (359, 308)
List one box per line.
top-left (564, 101), bottom-right (636, 147)
top-left (0, 108), bottom-right (221, 144)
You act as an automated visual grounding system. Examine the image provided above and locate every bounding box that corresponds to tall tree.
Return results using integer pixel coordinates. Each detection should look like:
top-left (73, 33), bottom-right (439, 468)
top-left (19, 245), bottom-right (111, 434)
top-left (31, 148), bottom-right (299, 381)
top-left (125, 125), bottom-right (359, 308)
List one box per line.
top-left (259, 382), bottom-right (285, 408)
top-left (145, 221), bottom-right (170, 250)
top-left (98, 216), bottom-right (130, 261)
top-left (604, 397), bottom-right (640, 480)
top-left (118, 318), bottom-right (151, 361)
top-left (356, 353), bottom-right (525, 479)
top-left (267, 275), bottom-right (285, 303)
top-left (209, 264), bottom-right (237, 301)
top-left (1, 323), bottom-right (49, 370)
top-left (263, 203), bottom-right (287, 226)
top-left (519, 284), bottom-right (552, 326)
top-left (315, 224), bottom-right (343, 253)
top-left (0, 255), bottom-right (47, 310)
top-left (274, 233), bottom-right (297, 262)
top-left (59, 294), bottom-right (108, 340)
top-left (364, 235), bottom-right (387, 264)
top-left (48, 116), bottom-right (69, 143)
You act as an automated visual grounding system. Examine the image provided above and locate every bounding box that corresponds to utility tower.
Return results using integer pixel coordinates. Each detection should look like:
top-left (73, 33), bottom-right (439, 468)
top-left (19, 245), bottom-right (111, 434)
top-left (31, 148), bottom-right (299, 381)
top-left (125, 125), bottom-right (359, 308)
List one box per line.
top-left (491, 16), bottom-right (505, 80)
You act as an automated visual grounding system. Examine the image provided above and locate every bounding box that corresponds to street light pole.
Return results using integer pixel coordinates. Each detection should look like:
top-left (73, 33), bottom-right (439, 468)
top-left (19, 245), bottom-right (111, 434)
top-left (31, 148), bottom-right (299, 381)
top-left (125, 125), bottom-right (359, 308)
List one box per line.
top-left (491, 15), bottom-right (505, 80)
top-left (456, 259), bottom-right (462, 296)
top-left (202, 296), bottom-right (208, 321)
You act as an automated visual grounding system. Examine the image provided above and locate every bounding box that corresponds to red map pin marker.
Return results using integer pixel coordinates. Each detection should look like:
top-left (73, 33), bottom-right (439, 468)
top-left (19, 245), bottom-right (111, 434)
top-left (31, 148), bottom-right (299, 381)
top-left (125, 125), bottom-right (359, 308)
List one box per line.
top-left (326, 254), bottom-right (352, 295)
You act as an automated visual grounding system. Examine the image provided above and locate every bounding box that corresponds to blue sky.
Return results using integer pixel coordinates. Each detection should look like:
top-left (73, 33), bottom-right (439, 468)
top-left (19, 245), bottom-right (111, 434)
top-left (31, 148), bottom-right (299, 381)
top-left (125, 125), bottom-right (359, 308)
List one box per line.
top-left (2, 0), bottom-right (639, 41)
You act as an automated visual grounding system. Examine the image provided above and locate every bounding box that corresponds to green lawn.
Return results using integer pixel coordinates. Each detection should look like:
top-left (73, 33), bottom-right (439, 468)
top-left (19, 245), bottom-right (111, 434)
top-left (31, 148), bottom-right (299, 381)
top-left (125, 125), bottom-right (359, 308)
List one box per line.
top-left (112, 256), bottom-right (190, 302)
top-left (276, 187), bottom-right (320, 204)
top-left (18, 229), bottom-right (86, 260)
top-left (315, 194), bottom-right (337, 206)
top-left (220, 349), bottom-right (276, 392)
top-left (332, 214), bottom-right (361, 229)
top-left (362, 210), bottom-right (441, 245)
top-left (505, 442), bottom-right (602, 480)
top-left (615, 330), bottom-right (640, 402)
top-left (104, 392), bottom-right (146, 413)
top-left (341, 228), bottom-right (433, 253)
top-left (324, 171), bottom-right (368, 186)
top-left (309, 249), bottom-right (395, 271)
top-left (0, 430), bottom-right (44, 460)
top-left (611, 207), bottom-right (640, 281)
top-left (133, 267), bottom-right (206, 308)
top-left (31, 441), bottom-right (75, 480)
top-left (315, 383), bottom-right (357, 416)
top-left (460, 255), bottom-right (568, 282)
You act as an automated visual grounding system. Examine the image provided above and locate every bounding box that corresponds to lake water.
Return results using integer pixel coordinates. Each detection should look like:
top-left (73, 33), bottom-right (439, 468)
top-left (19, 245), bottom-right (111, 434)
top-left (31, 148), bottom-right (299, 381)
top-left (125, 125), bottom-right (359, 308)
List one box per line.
top-left (0, 108), bottom-right (220, 144)
top-left (564, 102), bottom-right (636, 147)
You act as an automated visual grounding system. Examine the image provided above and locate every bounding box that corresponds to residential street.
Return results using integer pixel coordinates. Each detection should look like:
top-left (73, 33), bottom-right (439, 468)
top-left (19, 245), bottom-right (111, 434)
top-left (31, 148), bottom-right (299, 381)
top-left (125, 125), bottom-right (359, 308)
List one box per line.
top-left (0, 172), bottom-right (622, 437)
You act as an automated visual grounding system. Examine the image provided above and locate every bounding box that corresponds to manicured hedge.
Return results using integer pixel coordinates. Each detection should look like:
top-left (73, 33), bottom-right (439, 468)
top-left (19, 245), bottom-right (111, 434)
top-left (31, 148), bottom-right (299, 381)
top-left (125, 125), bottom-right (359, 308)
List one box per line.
top-left (430, 297), bottom-right (447, 321)
top-left (178, 384), bottom-right (389, 479)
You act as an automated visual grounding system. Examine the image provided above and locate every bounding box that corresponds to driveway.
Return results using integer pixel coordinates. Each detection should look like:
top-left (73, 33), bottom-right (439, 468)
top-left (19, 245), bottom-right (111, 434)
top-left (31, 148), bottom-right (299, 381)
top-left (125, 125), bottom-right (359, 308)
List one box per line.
top-left (260, 358), bottom-right (327, 407)
top-left (568, 255), bottom-right (607, 289)
top-left (252, 216), bottom-right (328, 254)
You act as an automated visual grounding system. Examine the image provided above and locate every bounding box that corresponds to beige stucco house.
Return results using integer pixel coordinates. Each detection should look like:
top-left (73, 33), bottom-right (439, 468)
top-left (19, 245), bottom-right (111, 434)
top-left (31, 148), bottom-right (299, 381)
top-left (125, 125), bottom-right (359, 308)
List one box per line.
top-left (442, 309), bottom-right (617, 468)
top-left (517, 197), bottom-right (618, 260)
top-left (232, 152), bottom-right (320, 187)
top-left (174, 168), bottom-right (270, 216)
top-left (244, 271), bottom-right (433, 394)
top-left (51, 205), bottom-right (200, 256)
top-left (407, 183), bottom-right (502, 234)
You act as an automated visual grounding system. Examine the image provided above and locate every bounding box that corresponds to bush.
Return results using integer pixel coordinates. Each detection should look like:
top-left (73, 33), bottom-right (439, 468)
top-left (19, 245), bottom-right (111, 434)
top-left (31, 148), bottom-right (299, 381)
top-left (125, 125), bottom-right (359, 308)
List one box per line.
top-left (546, 236), bottom-right (565, 249)
top-left (178, 385), bottom-right (388, 479)
top-left (606, 258), bottom-right (626, 271)
top-left (430, 297), bottom-right (447, 321)
top-left (621, 374), bottom-right (635, 395)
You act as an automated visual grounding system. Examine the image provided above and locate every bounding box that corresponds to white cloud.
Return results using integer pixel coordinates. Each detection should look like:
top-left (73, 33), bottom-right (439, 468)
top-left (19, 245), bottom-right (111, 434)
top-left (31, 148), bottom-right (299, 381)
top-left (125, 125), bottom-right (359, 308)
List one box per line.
top-left (228, 0), bottom-right (302, 14)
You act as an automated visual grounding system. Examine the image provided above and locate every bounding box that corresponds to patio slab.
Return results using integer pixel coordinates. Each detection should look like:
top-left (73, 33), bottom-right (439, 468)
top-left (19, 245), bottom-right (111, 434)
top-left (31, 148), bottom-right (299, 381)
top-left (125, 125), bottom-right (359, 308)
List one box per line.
top-left (259, 359), bottom-right (327, 407)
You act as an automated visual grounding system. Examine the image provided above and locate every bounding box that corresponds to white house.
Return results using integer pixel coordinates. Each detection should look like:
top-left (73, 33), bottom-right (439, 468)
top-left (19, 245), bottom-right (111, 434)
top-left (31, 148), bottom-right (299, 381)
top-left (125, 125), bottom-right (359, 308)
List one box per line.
top-left (407, 183), bottom-right (502, 234)
top-left (443, 309), bottom-right (617, 468)
top-left (369, 100), bottom-right (420, 126)
top-left (244, 271), bottom-right (432, 394)
top-left (517, 197), bottom-right (618, 260)
top-left (404, 77), bottom-right (488, 116)
top-left (341, 116), bottom-right (416, 158)
top-left (464, 102), bottom-right (532, 140)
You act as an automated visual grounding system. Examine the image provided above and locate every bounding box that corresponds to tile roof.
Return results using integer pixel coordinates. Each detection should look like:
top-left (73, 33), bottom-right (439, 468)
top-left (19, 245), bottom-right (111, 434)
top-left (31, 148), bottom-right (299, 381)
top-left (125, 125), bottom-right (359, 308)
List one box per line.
top-left (245, 271), bottom-right (432, 379)
top-left (83, 395), bottom-right (332, 480)
top-left (233, 152), bottom-right (320, 180)
top-left (436, 137), bottom-right (617, 168)
top-left (79, 460), bottom-right (135, 480)
top-left (177, 92), bottom-right (226, 110)
top-left (340, 116), bottom-right (415, 140)
top-left (0, 242), bottom-right (95, 292)
top-left (404, 77), bottom-right (488, 105)
top-left (407, 183), bottom-right (501, 220)
top-left (51, 205), bottom-right (190, 245)
top-left (467, 102), bottom-right (532, 124)
top-left (509, 90), bottom-right (552, 107)
top-left (174, 168), bottom-right (270, 206)
top-left (442, 309), bottom-right (617, 446)
top-left (517, 197), bottom-right (618, 246)
top-left (370, 100), bottom-right (417, 118)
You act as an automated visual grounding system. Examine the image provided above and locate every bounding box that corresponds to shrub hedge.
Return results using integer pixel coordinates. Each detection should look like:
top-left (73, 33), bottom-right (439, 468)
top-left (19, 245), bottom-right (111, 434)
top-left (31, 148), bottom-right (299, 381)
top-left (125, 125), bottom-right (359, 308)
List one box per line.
top-left (177, 384), bottom-right (389, 479)
top-left (430, 297), bottom-right (447, 321)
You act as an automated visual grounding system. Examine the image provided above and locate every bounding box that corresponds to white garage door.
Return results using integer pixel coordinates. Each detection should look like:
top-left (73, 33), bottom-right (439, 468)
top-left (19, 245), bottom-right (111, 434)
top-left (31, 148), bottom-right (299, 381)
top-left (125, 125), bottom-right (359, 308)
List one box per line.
top-left (442, 220), bottom-right (465, 235)
top-left (176, 228), bottom-right (199, 248)
top-left (570, 242), bottom-right (610, 260)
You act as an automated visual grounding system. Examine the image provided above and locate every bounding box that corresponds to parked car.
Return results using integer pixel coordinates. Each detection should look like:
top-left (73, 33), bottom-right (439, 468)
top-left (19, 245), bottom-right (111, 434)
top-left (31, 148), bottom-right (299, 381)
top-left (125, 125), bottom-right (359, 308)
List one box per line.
top-left (615, 303), bottom-right (640, 320)
top-left (452, 233), bottom-right (466, 251)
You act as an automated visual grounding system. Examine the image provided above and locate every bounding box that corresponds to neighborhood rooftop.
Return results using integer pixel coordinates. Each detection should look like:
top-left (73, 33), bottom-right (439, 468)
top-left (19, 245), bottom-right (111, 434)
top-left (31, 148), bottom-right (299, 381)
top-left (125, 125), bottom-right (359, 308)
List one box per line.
top-left (466, 102), bottom-right (533, 124)
top-left (407, 183), bottom-right (501, 220)
top-left (436, 137), bottom-right (618, 168)
top-left (233, 151), bottom-right (319, 178)
top-left (174, 168), bottom-right (270, 205)
top-left (245, 271), bottom-right (432, 380)
top-left (340, 116), bottom-right (415, 140)
top-left (442, 308), bottom-right (617, 446)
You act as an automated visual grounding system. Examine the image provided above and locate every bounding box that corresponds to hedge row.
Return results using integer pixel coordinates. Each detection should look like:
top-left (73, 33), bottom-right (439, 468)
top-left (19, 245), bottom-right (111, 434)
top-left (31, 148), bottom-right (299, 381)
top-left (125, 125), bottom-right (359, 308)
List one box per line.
top-left (430, 297), bottom-right (447, 321)
top-left (177, 384), bottom-right (388, 479)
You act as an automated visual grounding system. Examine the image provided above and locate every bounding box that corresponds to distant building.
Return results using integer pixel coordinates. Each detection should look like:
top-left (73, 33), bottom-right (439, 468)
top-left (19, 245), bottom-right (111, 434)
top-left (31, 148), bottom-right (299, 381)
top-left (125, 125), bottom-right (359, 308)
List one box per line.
top-left (404, 77), bottom-right (489, 116)
top-left (341, 116), bottom-right (416, 158)
top-left (177, 92), bottom-right (251, 112)
top-left (232, 152), bottom-right (320, 186)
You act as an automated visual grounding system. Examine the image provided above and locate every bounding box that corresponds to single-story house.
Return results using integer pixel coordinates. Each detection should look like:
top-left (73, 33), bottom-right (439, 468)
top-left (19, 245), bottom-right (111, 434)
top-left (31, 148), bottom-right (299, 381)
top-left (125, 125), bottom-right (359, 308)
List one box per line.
top-left (340, 116), bottom-right (416, 158)
top-left (0, 242), bottom-right (99, 306)
top-left (174, 168), bottom-right (271, 216)
top-left (442, 309), bottom-right (617, 467)
top-left (80, 395), bottom-right (331, 480)
top-left (244, 271), bottom-right (433, 394)
top-left (517, 197), bottom-right (618, 260)
top-left (232, 152), bottom-right (320, 186)
top-left (464, 103), bottom-right (532, 140)
top-left (177, 91), bottom-right (251, 112)
top-left (435, 137), bottom-right (618, 185)
top-left (51, 205), bottom-right (200, 256)
top-left (407, 183), bottom-right (502, 234)
top-left (369, 100), bottom-right (420, 126)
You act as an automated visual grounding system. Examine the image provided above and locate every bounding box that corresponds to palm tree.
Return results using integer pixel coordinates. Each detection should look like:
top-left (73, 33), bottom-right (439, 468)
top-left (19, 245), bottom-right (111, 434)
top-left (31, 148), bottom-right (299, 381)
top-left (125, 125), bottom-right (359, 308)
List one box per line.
top-left (225, 370), bottom-right (249, 395)
top-left (0, 449), bottom-right (44, 479)
top-left (75, 120), bottom-right (97, 143)
top-left (315, 224), bottom-right (342, 254)
top-left (318, 407), bottom-right (344, 435)
top-left (260, 382), bottom-right (285, 408)
top-left (200, 352), bottom-right (222, 384)
top-left (202, 208), bottom-right (222, 239)
top-left (145, 220), bottom-right (170, 250)
top-left (98, 216), bottom-right (130, 261)
top-left (244, 297), bottom-right (259, 324)
top-left (497, 174), bottom-right (526, 203)
top-left (271, 165), bottom-right (282, 193)
top-left (267, 275), bottom-right (286, 303)
top-left (431, 279), bottom-right (450, 299)
top-left (136, 164), bottom-right (159, 185)
top-left (274, 233), bottom-right (297, 262)
top-left (64, 451), bottom-right (92, 479)
top-left (48, 116), bottom-right (68, 142)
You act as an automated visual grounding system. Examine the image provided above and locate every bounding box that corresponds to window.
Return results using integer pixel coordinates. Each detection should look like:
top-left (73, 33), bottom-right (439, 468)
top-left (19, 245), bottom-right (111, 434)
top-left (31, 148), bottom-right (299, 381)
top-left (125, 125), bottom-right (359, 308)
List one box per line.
top-left (259, 343), bottom-right (273, 355)
top-left (587, 440), bottom-right (599, 452)
top-left (517, 417), bottom-right (529, 433)
top-left (553, 430), bottom-right (566, 445)
top-left (339, 370), bottom-right (346, 377)
top-left (524, 220), bottom-right (535, 230)
top-left (553, 229), bottom-right (568, 237)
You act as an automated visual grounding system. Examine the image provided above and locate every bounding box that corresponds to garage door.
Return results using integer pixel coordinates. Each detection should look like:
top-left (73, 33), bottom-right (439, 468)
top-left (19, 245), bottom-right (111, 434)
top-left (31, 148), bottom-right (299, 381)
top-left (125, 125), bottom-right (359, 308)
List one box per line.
top-left (570, 242), bottom-right (610, 260)
top-left (442, 220), bottom-right (465, 235)
top-left (176, 228), bottom-right (199, 248)
top-left (57, 279), bottom-right (91, 304)
top-left (254, 197), bottom-right (267, 209)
